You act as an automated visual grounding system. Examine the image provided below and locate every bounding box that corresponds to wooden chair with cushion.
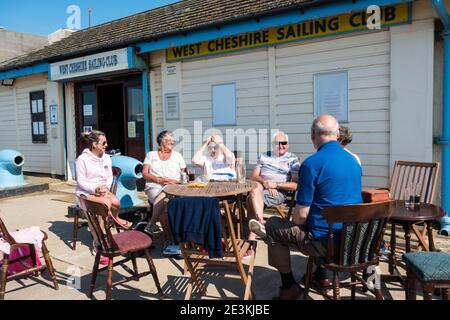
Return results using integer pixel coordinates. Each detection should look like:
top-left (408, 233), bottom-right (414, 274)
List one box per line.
top-left (0, 216), bottom-right (59, 299)
top-left (77, 195), bottom-right (164, 300)
top-left (304, 200), bottom-right (395, 300)
top-left (72, 166), bottom-right (122, 250)
top-left (388, 161), bottom-right (440, 252)
top-left (403, 252), bottom-right (450, 300)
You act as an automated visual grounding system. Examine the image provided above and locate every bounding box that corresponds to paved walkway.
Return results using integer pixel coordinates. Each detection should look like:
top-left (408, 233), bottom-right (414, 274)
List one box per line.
top-left (0, 180), bottom-right (448, 300)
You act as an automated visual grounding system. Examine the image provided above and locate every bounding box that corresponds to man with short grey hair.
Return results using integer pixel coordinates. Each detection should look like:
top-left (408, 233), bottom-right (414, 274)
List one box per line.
top-left (250, 114), bottom-right (362, 300)
top-left (246, 131), bottom-right (300, 247)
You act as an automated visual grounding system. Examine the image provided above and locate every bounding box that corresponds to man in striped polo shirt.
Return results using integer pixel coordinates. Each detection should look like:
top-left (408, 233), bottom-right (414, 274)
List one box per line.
top-left (246, 131), bottom-right (300, 243)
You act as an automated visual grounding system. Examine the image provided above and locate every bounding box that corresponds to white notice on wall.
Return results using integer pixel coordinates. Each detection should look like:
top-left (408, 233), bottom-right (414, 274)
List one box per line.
top-left (32, 122), bottom-right (39, 135)
top-left (128, 121), bottom-right (136, 138)
top-left (38, 122), bottom-right (45, 134)
top-left (313, 71), bottom-right (348, 122)
top-left (31, 100), bottom-right (38, 113)
top-left (37, 99), bottom-right (43, 113)
top-left (50, 105), bottom-right (58, 124)
top-left (83, 105), bottom-right (93, 116)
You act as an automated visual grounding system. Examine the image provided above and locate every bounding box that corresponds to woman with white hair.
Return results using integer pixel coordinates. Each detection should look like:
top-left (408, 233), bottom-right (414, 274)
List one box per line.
top-left (142, 130), bottom-right (187, 255)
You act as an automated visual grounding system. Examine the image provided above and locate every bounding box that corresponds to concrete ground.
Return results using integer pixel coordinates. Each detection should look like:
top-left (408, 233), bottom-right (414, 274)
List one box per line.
top-left (0, 178), bottom-right (449, 300)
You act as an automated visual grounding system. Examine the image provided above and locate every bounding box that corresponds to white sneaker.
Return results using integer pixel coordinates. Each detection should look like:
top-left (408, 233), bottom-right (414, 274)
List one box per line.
top-left (249, 219), bottom-right (267, 239)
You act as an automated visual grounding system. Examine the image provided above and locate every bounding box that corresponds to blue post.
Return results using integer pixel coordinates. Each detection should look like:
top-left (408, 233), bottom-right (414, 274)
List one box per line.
top-left (142, 69), bottom-right (150, 154)
top-left (433, 0), bottom-right (450, 235)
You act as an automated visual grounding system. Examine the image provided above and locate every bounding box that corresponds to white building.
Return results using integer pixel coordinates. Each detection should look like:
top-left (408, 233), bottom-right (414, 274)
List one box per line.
top-left (0, 0), bottom-right (448, 206)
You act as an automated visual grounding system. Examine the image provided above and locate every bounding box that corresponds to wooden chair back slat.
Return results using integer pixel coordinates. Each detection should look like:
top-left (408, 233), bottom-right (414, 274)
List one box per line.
top-left (323, 201), bottom-right (395, 267)
top-left (77, 196), bottom-right (119, 253)
top-left (389, 161), bottom-right (440, 204)
top-left (0, 217), bottom-right (16, 245)
top-left (110, 166), bottom-right (122, 195)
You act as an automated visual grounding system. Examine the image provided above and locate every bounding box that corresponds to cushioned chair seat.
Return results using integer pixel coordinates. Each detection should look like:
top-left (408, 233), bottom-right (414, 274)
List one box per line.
top-left (113, 231), bottom-right (152, 254)
top-left (402, 252), bottom-right (450, 282)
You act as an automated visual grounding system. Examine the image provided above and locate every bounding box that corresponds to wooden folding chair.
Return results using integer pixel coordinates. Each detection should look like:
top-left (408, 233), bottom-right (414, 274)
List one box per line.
top-left (388, 161), bottom-right (440, 251)
top-left (173, 199), bottom-right (257, 300)
top-left (0, 217), bottom-right (59, 299)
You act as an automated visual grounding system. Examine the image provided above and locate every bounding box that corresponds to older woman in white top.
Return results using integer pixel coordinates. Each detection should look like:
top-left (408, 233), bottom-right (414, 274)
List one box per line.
top-left (338, 125), bottom-right (361, 166)
top-left (142, 131), bottom-right (186, 254)
top-left (191, 135), bottom-right (236, 180)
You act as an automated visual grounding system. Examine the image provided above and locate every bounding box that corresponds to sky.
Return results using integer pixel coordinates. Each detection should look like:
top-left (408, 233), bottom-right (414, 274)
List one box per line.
top-left (0, 0), bottom-right (180, 36)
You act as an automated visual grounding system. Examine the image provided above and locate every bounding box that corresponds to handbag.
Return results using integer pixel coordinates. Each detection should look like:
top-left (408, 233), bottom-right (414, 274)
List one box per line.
top-left (361, 189), bottom-right (391, 203)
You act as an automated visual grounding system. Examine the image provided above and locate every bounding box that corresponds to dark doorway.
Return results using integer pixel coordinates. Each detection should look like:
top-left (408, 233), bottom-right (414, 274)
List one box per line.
top-left (75, 75), bottom-right (147, 160)
top-left (97, 84), bottom-right (125, 154)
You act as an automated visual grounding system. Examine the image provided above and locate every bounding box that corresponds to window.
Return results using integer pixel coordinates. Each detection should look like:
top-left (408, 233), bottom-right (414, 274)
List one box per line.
top-left (30, 91), bottom-right (47, 143)
top-left (212, 83), bottom-right (237, 126)
top-left (313, 71), bottom-right (349, 123)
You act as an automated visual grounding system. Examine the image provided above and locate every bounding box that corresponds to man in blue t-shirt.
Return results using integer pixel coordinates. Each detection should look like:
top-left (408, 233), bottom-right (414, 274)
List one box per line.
top-left (249, 114), bottom-right (362, 300)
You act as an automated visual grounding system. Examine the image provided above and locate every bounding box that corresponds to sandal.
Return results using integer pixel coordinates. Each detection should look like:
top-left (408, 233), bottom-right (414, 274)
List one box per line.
top-left (109, 214), bottom-right (133, 230)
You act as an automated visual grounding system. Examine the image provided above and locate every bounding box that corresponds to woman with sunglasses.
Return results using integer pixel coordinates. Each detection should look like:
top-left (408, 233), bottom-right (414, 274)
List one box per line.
top-left (191, 135), bottom-right (236, 181)
top-left (75, 130), bottom-right (130, 229)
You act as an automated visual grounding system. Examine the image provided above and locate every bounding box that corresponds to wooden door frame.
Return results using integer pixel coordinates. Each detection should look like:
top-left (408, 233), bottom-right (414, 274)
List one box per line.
top-left (74, 74), bottom-right (143, 157)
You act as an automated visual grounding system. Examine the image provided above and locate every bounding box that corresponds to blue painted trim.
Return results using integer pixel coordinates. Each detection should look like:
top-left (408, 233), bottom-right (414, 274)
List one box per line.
top-left (137, 0), bottom-right (413, 54)
top-left (0, 63), bottom-right (49, 81)
top-left (142, 70), bottom-right (150, 154)
top-left (127, 47), bottom-right (134, 69)
top-left (127, 47), bottom-right (147, 70)
top-left (432, 0), bottom-right (450, 232)
top-left (61, 83), bottom-right (68, 181)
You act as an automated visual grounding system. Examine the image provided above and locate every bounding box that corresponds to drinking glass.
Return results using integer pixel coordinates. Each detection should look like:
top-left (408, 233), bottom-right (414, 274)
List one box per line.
top-left (404, 182), bottom-right (421, 209)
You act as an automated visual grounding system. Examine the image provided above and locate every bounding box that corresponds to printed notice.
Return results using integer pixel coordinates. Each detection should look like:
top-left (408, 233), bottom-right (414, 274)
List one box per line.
top-left (38, 122), bottom-right (45, 134)
top-left (83, 105), bottom-right (93, 116)
top-left (50, 105), bottom-right (58, 124)
top-left (128, 121), bottom-right (136, 138)
top-left (37, 100), bottom-right (43, 113)
top-left (32, 100), bottom-right (38, 113)
top-left (33, 122), bottom-right (39, 135)
top-left (314, 71), bottom-right (348, 122)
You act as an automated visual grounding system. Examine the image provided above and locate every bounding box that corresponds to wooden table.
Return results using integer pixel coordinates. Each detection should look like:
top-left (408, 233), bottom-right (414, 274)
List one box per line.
top-left (164, 181), bottom-right (257, 239)
top-left (384, 200), bottom-right (445, 283)
top-left (164, 181), bottom-right (257, 198)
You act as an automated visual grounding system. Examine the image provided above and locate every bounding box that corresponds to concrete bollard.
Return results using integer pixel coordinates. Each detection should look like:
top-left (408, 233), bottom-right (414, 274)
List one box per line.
top-left (0, 149), bottom-right (26, 189)
top-left (111, 155), bottom-right (144, 208)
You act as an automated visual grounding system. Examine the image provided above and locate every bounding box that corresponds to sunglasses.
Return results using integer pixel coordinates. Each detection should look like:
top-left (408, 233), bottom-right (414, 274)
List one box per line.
top-left (98, 141), bottom-right (108, 146)
top-left (276, 141), bottom-right (288, 146)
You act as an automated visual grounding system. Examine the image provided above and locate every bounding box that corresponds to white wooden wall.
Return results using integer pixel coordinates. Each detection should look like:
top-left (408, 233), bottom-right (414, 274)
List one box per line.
top-left (152, 31), bottom-right (391, 187)
top-left (150, 66), bottom-right (164, 149)
top-left (0, 74), bottom-right (53, 174)
top-left (275, 31), bottom-right (391, 188)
